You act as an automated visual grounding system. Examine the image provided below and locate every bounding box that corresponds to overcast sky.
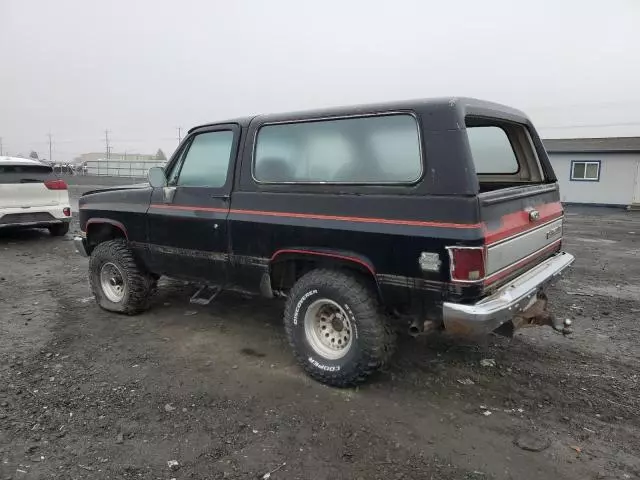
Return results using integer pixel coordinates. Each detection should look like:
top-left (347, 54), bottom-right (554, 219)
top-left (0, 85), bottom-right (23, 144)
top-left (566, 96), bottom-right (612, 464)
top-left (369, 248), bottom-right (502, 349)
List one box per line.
top-left (1, 0), bottom-right (639, 161)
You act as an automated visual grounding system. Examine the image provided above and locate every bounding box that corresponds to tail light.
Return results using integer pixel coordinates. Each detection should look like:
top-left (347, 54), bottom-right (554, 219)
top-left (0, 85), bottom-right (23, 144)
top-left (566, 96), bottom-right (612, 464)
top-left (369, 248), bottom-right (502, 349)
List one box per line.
top-left (44, 179), bottom-right (68, 190)
top-left (447, 246), bottom-right (485, 282)
top-left (63, 207), bottom-right (71, 217)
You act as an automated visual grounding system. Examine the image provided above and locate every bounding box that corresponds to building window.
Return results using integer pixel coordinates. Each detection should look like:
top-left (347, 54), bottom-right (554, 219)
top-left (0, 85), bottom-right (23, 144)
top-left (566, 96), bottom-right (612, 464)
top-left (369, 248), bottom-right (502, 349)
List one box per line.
top-left (570, 161), bottom-right (600, 181)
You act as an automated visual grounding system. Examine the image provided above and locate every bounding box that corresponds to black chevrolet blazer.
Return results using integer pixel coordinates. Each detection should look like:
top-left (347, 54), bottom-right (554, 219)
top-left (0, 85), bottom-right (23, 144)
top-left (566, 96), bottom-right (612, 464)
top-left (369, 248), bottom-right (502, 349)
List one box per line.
top-left (75, 97), bottom-right (574, 387)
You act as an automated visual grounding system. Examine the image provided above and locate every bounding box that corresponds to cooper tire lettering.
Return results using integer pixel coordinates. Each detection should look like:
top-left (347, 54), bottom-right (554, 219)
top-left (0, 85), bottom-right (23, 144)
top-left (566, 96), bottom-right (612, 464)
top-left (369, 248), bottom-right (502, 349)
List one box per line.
top-left (308, 357), bottom-right (341, 372)
top-left (293, 289), bottom-right (318, 325)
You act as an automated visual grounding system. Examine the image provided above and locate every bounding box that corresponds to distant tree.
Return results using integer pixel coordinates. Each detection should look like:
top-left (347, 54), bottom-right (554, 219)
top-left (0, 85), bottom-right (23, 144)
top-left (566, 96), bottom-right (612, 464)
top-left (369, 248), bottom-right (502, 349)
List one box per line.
top-left (155, 149), bottom-right (167, 161)
top-left (29, 151), bottom-right (39, 159)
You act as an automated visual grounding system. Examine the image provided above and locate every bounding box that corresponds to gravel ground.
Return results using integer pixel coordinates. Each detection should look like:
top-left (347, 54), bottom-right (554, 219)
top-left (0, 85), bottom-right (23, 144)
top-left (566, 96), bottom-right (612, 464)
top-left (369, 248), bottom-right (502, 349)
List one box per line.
top-left (0, 206), bottom-right (639, 480)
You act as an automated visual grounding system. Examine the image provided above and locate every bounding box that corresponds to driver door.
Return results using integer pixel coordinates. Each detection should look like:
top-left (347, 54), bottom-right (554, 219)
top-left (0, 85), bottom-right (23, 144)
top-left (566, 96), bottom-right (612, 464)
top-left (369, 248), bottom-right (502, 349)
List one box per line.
top-left (145, 124), bottom-right (240, 284)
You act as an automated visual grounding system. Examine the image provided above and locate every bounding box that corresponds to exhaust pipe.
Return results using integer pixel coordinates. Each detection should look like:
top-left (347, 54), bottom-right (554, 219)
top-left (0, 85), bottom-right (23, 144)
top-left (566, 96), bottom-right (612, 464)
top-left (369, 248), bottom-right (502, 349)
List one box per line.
top-left (408, 319), bottom-right (424, 337)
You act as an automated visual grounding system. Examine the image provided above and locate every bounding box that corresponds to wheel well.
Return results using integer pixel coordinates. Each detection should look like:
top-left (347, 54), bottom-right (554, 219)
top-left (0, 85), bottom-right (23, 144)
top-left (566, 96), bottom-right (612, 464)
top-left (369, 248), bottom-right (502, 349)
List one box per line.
top-left (86, 223), bottom-right (126, 252)
top-left (270, 256), bottom-right (380, 299)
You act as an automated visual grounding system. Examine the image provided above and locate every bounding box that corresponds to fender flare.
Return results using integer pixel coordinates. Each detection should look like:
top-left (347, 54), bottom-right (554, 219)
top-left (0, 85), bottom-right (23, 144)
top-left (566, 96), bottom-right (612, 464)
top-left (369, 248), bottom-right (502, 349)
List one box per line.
top-left (85, 218), bottom-right (128, 240)
top-left (269, 248), bottom-right (383, 298)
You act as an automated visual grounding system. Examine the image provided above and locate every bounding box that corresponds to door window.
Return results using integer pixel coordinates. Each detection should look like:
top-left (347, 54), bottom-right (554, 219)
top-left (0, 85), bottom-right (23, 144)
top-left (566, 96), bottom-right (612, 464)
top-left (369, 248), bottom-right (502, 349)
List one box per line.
top-left (174, 131), bottom-right (234, 188)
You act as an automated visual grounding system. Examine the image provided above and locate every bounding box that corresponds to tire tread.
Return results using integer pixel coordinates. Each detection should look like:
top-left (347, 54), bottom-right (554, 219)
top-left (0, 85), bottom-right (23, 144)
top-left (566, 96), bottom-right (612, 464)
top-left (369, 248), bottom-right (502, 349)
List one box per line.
top-left (88, 239), bottom-right (155, 315)
top-left (284, 269), bottom-right (395, 387)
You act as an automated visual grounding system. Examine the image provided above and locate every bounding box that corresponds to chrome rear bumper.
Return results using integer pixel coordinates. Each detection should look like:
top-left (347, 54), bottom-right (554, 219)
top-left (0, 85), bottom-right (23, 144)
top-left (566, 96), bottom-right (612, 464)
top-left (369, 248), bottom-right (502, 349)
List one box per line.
top-left (442, 251), bottom-right (575, 335)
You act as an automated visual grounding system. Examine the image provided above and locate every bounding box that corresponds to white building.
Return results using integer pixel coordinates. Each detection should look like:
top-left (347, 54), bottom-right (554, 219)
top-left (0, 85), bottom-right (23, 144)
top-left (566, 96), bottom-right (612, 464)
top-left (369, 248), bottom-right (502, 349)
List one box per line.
top-left (544, 137), bottom-right (640, 208)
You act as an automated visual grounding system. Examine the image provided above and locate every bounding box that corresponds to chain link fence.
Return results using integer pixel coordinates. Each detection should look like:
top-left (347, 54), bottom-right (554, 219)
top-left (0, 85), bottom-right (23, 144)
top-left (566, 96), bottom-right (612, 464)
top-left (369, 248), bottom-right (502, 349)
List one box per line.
top-left (81, 159), bottom-right (166, 178)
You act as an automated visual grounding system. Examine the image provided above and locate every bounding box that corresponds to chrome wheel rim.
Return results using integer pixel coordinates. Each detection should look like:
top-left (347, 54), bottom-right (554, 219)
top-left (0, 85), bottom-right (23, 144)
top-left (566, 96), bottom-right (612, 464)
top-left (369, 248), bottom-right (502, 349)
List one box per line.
top-left (304, 298), bottom-right (353, 360)
top-left (100, 262), bottom-right (126, 303)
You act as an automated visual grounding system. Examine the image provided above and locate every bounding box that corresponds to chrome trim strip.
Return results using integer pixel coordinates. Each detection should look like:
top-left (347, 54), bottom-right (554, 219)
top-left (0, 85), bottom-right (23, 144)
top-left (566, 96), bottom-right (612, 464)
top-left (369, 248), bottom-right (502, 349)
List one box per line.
top-left (486, 218), bottom-right (564, 274)
top-left (487, 216), bottom-right (564, 247)
top-left (377, 273), bottom-right (448, 290)
top-left (485, 238), bottom-right (562, 283)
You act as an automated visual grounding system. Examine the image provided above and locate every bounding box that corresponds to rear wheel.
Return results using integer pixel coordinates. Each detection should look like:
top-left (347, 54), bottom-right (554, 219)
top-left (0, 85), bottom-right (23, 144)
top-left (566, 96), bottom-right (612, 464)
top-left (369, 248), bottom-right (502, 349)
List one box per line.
top-left (284, 269), bottom-right (395, 387)
top-left (48, 223), bottom-right (69, 236)
top-left (89, 239), bottom-right (156, 314)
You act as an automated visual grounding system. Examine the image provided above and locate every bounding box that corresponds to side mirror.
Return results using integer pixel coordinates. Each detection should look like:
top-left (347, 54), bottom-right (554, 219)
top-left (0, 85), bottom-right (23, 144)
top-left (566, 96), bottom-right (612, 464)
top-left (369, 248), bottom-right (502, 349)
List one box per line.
top-left (148, 167), bottom-right (167, 188)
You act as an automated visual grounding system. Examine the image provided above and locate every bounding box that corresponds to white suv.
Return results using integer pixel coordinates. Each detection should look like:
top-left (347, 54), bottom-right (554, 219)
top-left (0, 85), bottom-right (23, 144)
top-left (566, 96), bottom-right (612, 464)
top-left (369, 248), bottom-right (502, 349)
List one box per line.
top-left (0, 156), bottom-right (71, 236)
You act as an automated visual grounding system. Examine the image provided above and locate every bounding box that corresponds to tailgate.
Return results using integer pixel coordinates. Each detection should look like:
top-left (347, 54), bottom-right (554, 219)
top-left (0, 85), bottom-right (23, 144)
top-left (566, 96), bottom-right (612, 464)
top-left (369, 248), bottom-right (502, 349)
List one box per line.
top-left (0, 163), bottom-right (61, 208)
top-left (480, 184), bottom-right (563, 287)
top-left (464, 119), bottom-right (564, 289)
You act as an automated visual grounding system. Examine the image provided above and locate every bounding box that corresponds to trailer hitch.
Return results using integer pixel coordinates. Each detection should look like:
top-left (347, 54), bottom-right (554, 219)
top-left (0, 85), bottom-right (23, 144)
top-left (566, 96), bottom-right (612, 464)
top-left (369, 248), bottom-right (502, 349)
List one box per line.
top-left (512, 292), bottom-right (573, 336)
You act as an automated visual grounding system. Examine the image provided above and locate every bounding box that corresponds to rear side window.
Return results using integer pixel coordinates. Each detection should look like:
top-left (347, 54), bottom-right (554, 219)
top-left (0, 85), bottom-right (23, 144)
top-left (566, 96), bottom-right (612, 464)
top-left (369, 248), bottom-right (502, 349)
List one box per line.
top-left (0, 164), bottom-right (54, 184)
top-left (253, 114), bottom-right (422, 183)
top-left (466, 126), bottom-right (518, 174)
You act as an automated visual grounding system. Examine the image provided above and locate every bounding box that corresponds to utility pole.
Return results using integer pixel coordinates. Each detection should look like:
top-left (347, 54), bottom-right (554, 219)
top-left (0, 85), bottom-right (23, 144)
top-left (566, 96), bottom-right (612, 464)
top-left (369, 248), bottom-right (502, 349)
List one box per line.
top-left (0, 137), bottom-right (3, 156)
top-left (177, 127), bottom-right (182, 144)
top-left (104, 129), bottom-right (111, 160)
top-left (47, 132), bottom-right (53, 163)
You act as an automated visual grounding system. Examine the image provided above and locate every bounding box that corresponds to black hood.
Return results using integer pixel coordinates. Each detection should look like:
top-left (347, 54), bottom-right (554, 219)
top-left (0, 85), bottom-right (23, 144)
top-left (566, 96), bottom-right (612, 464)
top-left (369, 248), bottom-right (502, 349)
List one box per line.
top-left (81, 182), bottom-right (150, 196)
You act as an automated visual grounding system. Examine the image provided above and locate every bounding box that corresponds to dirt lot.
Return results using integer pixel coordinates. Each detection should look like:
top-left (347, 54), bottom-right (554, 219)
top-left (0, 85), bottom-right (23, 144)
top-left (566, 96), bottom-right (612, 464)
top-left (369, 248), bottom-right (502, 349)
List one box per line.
top-left (1, 207), bottom-right (639, 480)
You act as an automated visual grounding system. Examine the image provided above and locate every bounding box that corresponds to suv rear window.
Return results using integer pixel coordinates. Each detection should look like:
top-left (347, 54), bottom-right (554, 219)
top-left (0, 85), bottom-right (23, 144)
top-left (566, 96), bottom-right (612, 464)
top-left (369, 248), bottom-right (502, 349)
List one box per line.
top-left (0, 164), bottom-right (54, 184)
top-left (465, 119), bottom-right (545, 190)
top-left (253, 114), bottom-right (422, 184)
top-left (466, 126), bottom-right (518, 174)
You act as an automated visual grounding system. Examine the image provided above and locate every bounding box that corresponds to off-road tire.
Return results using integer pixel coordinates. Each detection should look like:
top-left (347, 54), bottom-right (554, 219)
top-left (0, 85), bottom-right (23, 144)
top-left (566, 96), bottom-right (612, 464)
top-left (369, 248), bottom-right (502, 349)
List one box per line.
top-left (89, 239), bottom-right (156, 315)
top-left (284, 269), bottom-right (395, 387)
top-left (48, 222), bottom-right (70, 237)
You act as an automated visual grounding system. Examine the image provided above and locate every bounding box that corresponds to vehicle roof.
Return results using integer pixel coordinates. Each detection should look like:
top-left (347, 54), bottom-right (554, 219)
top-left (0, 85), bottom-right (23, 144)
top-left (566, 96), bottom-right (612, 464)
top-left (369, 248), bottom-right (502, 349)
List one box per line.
top-left (189, 97), bottom-right (529, 133)
top-left (0, 156), bottom-right (49, 166)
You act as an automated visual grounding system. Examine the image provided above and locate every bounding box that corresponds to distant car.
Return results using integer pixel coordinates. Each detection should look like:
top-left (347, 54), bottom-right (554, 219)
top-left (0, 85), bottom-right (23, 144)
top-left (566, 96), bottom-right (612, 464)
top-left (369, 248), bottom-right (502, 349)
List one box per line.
top-left (52, 163), bottom-right (76, 175)
top-left (0, 156), bottom-right (72, 236)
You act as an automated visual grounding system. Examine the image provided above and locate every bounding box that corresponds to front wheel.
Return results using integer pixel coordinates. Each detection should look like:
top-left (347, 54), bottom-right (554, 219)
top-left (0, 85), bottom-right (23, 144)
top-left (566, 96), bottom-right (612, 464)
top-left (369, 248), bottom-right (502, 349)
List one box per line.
top-left (284, 269), bottom-right (395, 387)
top-left (89, 239), bottom-right (156, 315)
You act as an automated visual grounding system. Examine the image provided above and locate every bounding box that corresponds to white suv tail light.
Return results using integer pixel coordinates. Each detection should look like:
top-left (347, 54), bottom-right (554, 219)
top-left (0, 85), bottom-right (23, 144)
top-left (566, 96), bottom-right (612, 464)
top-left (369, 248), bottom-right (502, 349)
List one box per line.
top-left (44, 179), bottom-right (67, 190)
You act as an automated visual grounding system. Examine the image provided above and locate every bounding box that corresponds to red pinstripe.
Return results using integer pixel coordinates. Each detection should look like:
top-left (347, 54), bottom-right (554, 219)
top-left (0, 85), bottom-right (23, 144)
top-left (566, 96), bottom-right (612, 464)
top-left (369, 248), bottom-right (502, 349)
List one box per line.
top-left (149, 204), bottom-right (482, 229)
top-left (484, 202), bottom-right (564, 245)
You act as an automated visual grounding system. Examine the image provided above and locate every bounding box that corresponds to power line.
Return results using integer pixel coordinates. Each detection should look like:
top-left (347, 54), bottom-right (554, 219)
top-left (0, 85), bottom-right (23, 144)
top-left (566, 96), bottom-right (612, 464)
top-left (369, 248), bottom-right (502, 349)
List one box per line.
top-left (526, 100), bottom-right (640, 111)
top-left (540, 120), bottom-right (640, 130)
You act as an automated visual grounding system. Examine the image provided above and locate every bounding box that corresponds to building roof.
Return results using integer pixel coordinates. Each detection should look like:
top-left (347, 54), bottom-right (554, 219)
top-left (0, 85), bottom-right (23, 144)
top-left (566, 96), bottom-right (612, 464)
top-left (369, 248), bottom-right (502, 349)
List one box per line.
top-left (543, 137), bottom-right (640, 153)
